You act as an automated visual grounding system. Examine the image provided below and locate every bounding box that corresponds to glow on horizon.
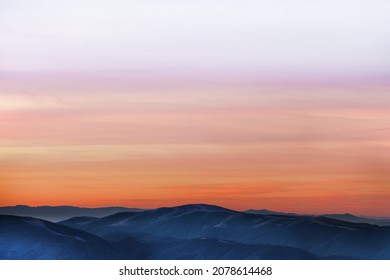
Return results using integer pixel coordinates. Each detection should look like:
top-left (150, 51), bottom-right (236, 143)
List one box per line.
top-left (1, 81), bottom-right (390, 216)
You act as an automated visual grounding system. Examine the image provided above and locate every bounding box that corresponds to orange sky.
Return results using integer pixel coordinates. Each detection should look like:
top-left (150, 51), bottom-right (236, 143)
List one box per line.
top-left (1, 76), bottom-right (390, 216)
top-left (2, 0), bottom-right (390, 216)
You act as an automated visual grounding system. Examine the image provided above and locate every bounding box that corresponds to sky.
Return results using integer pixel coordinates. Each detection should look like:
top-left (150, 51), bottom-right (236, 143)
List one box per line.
top-left (1, 0), bottom-right (390, 216)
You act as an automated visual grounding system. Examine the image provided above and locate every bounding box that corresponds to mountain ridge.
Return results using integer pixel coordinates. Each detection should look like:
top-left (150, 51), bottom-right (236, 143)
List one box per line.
top-left (59, 204), bottom-right (390, 260)
top-left (0, 205), bottom-right (145, 222)
top-left (2, 203), bottom-right (390, 260)
top-left (0, 215), bottom-right (134, 259)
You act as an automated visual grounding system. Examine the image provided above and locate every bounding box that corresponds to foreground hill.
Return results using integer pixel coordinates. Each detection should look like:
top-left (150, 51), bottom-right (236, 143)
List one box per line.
top-left (0, 213), bottom-right (319, 260)
top-left (0, 215), bottom-right (131, 259)
top-left (114, 237), bottom-right (319, 260)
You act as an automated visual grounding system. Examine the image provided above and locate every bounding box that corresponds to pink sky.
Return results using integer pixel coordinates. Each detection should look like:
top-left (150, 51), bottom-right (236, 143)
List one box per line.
top-left (1, 75), bottom-right (390, 216)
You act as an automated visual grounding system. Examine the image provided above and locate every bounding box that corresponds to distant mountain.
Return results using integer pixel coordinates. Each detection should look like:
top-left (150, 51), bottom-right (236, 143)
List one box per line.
top-left (0, 215), bottom-right (135, 259)
top-left (245, 209), bottom-right (298, 216)
top-left (322, 214), bottom-right (390, 226)
top-left (246, 210), bottom-right (390, 226)
top-left (0, 205), bottom-right (144, 222)
top-left (60, 203), bottom-right (238, 239)
top-left (60, 204), bottom-right (390, 260)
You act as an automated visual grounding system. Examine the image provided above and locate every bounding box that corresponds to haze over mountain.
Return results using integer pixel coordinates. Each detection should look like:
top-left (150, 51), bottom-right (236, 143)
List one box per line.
top-left (321, 214), bottom-right (390, 227)
top-left (246, 209), bottom-right (390, 226)
top-left (1, 204), bottom-right (388, 226)
top-left (0, 205), bottom-right (145, 222)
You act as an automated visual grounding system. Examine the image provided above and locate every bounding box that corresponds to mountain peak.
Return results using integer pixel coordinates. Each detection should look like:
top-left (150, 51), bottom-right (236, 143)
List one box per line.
top-left (163, 204), bottom-right (236, 213)
top-left (245, 209), bottom-right (295, 216)
top-left (323, 213), bottom-right (358, 218)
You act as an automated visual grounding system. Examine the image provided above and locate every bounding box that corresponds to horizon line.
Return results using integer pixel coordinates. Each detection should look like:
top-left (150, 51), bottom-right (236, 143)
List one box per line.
top-left (1, 203), bottom-right (389, 219)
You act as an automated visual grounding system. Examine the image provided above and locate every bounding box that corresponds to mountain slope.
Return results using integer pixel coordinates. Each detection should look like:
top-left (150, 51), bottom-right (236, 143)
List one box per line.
top-left (60, 204), bottom-right (390, 260)
top-left (121, 238), bottom-right (320, 260)
top-left (322, 214), bottom-right (390, 226)
top-left (0, 215), bottom-right (133, 259)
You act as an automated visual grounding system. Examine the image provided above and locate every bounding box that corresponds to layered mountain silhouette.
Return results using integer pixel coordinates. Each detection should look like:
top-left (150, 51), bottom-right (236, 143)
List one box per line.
top-left (0, 215), bottom-right (132, 259)
top-left (1, 204), bottom-right (390, 260)
top-left (0, 205), bottom-right (144, 222)
top-left (247, 209), bottom-right (390, 226)
top-left (321, 214), bottom-right (390, 226)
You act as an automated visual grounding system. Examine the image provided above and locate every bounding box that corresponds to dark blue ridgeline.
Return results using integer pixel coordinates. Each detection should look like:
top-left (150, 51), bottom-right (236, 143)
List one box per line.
top-left (1, 204), bottom-right (390, 260)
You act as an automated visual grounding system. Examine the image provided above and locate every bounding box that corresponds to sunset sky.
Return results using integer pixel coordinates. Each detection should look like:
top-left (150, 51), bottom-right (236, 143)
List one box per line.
top-left (1, 0), bottom-right (390, 216)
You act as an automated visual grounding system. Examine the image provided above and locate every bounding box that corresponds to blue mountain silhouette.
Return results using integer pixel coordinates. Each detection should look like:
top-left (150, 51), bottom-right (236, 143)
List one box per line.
top-left (0, 215), bottom-right (134, 259)
top-left (60, 204), bottom-right (390, 260)
top-left (2, 204), bottom-right (390, 259)
top-left (0, 205), bottom-right (144, 222)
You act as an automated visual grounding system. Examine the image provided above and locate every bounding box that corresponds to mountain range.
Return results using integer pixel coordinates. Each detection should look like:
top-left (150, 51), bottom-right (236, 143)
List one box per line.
top-left (321, 213), bottom-right (390, 226)
top-left (0, 205), bottom-right (144, 222)
top-left (1, 203), bottom-right (390, 260)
